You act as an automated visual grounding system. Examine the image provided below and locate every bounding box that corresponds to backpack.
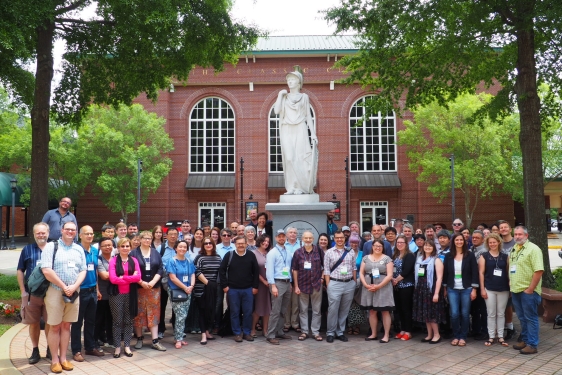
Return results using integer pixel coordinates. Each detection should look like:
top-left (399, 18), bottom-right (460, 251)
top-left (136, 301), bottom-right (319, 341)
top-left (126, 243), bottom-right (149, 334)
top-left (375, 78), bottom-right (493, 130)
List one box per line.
top-left (27, 242), bottom-right (58, 297)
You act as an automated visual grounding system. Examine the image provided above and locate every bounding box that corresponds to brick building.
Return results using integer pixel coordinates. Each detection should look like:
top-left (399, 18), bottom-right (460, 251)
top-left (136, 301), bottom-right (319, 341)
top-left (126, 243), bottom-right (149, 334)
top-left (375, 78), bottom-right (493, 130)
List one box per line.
top-left (78, 35), bottom-right (514, 232)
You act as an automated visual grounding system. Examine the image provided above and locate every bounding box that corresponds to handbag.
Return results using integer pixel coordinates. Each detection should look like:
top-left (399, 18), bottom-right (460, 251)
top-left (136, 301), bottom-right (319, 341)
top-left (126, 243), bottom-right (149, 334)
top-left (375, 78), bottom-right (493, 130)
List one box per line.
top-left (27, 242), bottom-right (58, 297)
top-left (170, 288), bottom-right (188, 302)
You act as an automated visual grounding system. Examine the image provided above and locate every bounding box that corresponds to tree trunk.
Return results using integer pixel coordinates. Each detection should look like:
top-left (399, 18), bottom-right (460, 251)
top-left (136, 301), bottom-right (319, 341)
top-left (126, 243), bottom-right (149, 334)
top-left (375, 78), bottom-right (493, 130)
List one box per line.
top-left (515, 25), bottom-right (554, 287)
top-left (29, 20), bottom-right (55, 239)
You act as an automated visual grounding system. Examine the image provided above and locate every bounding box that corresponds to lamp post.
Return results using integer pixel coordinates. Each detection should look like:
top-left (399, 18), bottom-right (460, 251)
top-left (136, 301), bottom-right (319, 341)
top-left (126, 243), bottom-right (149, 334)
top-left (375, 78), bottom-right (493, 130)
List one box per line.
top-left (240, 157), bottom-right (244, 223)
top-left (10, 178), bottom-right (16, 249)
top-left (450, 154), bottom-right (455, 224)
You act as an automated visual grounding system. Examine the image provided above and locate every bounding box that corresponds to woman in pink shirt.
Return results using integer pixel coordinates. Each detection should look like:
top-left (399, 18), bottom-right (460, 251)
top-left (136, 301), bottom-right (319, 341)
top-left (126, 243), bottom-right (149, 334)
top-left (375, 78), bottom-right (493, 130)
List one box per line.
top-left (109, 238), bottom-right (141, 358)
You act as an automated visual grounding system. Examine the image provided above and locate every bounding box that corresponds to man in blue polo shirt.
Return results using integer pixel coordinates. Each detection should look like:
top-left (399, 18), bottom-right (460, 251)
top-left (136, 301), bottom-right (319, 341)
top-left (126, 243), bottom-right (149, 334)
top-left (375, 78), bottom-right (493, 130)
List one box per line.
top-left (71, 226), bottom-right (104, 362)
top-left (42, 197), bottom-right (78, 242)
top-left (17, 222), bottom-right (52, 364)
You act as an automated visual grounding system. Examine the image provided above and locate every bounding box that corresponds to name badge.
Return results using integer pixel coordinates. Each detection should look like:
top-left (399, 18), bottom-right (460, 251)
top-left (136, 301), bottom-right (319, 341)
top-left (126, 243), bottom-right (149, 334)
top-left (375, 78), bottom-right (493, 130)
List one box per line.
top-left (510, 265), bottom-right (516, 274)
top-left (282, 266), bottom-right (289, 276)
top-left (341, 266), bottom-right (348, 275)
top-left (145, 263), bottom-right (151, 271)
top-left (36, 260), bottom-right (41, 266)
top-left (493, 269), bottom-right (502, 277)
top-left (67, 261), bottom-right (75, 268)
top-left (418, 267), bottom-right (425, 277)
top-left (304, 261), bottom-right (312, 270)
top-left (372, 268), bottom-right (380, 278)
top-left (393, 266), bottom-right (397, 275)
top-left (87, 263), bottom-right (94, 271)
top-left (454, 271), bottom-right (462, 279)
top-left (182, 275), bottom-right (189, 283)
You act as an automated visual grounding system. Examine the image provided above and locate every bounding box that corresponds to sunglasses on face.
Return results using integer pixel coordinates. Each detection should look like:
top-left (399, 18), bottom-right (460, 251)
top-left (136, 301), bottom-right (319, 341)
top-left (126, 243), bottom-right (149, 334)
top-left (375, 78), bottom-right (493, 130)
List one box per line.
top-left (204, 242), bottom-right (213, 245)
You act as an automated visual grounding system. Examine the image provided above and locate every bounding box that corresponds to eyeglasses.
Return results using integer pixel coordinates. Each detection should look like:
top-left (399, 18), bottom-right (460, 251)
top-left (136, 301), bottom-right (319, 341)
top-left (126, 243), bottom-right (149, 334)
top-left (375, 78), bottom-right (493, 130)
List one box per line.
top-left (396, 241), bottom-right (406, 244)
top-left (222, 234), bottom-right (231, 237)
top-left (453, 223), bottom-right (462, 226)
top-left (63, 228), bottom-right (76, 232)
top-left (142, 237), bottom-right (152, 240)
top-left (204, 242), bottom-right (213, 245)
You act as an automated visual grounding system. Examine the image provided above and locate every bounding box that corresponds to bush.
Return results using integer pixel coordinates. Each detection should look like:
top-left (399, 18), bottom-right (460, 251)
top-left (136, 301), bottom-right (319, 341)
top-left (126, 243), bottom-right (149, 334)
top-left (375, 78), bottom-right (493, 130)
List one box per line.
top-left (553, 268), bottom-right (562, 292)
top-left (0, 274), bottom-right (20, 302)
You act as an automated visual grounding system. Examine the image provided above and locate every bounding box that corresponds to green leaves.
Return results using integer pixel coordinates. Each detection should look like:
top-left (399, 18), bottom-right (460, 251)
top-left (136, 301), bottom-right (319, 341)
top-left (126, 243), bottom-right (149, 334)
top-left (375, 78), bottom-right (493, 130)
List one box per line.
top-left (398, 93), bottom-right (517, 227)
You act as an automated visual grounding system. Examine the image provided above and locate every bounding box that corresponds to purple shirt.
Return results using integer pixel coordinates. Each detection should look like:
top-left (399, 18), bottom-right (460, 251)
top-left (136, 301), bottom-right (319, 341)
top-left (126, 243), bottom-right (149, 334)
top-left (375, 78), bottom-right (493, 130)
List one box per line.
top-left (291, 245), bottom-right (323, 294)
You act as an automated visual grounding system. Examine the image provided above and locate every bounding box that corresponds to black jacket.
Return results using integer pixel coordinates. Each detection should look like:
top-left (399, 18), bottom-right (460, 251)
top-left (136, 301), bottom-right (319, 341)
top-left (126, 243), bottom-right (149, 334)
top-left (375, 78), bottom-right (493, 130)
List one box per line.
top-left (442, 251), bottom-right (479, 289)
top-left (129, 247), bottom-right (164, 288)
top-left (394, 252), bottom-right (416, 286)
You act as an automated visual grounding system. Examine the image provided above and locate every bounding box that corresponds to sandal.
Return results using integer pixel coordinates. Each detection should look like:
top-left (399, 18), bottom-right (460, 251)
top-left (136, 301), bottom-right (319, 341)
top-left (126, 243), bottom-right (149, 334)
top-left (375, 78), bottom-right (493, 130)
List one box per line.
top-left (255, 323), bottom-right (263, 331)
top-left (347, 327), bottom-right (354, 335)
top-left (175, 341), bottom-right (182, 349)
top-left (484, 338), bottom-right (495, 346)
top-left (298, 333), bottom-right (308, 341)
top-left (401, 333), bottom-right (412, 341)
top-left (451, 339), bottom-right (459, 346)
top-left (313, 335), bottom-right (323, 341)
top-left (498, 338), bottom-right (509, 347)
top-left (295, 327), bottom-right (302, 333)
top-left (181, 341), bottom-right (189, 346)
top-left (458, 339), bottom-right (466, 347)
top-left (282, 326), bottom-right (290, 333)
top-left (353, 327), bottom-right (360, 335)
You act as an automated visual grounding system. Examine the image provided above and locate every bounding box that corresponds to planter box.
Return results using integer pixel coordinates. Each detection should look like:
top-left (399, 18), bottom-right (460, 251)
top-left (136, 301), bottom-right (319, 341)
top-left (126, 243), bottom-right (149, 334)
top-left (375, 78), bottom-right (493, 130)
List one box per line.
top-left (541, 287), bottom-right (562, 323)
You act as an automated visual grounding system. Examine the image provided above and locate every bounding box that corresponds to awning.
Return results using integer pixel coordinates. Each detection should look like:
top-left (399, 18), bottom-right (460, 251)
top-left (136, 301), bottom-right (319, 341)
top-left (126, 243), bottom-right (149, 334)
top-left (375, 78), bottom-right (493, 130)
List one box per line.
top-left (185, 174), bottom-right (236, 189)
top-left (267, 174), bottom-right (285, 189)
top-left (350, 173), bottom-right (401, 188)
top-left (0, 172), bottom-right (25, 206)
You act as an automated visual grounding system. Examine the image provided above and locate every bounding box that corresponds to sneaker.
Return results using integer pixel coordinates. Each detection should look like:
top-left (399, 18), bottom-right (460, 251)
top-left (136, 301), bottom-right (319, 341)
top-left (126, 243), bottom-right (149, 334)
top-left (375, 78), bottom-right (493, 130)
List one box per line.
top-left (513, 341), bottom-right (526, 350)
top-left (520, 346), bottom-right (537, 355)
top-left (28, 347), bottom-right (41, 365)
top-left (151, 342), bottom-right (167, 351)
top-left (243, 334), bottom-right (254, 342)
top-left (158, 332), bottom-right (164, 340)
top-left (134, 337), bottom-right (143, 349)
top-left (45, 347), bottom-right (52, 360)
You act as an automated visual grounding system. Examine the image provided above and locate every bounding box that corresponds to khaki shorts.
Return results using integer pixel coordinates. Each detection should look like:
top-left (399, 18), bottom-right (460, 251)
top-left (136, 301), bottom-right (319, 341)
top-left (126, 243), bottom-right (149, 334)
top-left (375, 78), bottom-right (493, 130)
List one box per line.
top-left (44, 285), bottom-right (80, 325)
top-left (21, 295), bottom-right (48, 325)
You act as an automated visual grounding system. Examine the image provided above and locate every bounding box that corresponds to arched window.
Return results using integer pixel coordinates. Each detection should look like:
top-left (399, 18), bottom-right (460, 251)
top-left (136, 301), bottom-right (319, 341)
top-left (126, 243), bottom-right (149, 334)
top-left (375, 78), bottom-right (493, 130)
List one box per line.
top-left (190, 97), bottom-right (235, 173)
top-left (268, 105), bottom-right (315, 173)
top-left (349, 97), bottom-right (396, 172)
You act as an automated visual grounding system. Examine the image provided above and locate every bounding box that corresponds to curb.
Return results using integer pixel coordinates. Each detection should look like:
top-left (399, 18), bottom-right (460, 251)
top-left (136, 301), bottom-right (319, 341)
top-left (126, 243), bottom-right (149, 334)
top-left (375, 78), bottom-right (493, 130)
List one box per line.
top-left (548, 246), bottom-right (562, 249)
top-left (0, 323), bottom-right (24, 375)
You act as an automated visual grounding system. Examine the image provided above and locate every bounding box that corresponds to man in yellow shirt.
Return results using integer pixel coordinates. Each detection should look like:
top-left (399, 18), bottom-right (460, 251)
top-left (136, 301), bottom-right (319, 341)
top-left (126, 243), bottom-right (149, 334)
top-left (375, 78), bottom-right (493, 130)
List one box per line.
top-left (509, 226), bottom-right (544, 355)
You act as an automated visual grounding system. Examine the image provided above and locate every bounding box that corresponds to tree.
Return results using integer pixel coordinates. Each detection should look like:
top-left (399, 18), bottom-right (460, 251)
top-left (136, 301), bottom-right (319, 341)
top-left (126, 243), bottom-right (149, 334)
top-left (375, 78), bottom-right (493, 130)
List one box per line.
top-left (325, 0), bottom-right (562, 286)
top-left (69, 104), bottom-right (174, 222)
top-left (398, 93), bottom-right (518, 228)
top-left (0, 0), bottom-right (260, 234)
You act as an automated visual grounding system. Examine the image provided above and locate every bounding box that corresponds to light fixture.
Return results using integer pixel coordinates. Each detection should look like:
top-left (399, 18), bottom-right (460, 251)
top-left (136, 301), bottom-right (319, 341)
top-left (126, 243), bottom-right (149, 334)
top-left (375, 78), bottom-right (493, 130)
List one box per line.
top-left (249, 194), bottom-right (253, 200)
top-left (332, 194), bottom-right (337, 200)
top-left (169, 84), bottom-right (175, 93)
top-left (10, 178), bottom-right (16, 190)
top-left (249, 82), bottom-right (254, 92)
top-left (330, 81), bottom-right (335, 91)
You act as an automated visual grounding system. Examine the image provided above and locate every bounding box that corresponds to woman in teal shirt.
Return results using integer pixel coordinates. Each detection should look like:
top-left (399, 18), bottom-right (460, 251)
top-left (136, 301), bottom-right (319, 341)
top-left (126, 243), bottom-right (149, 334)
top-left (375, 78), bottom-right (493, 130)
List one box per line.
top-left (167, 240), bottom-right (195, 349)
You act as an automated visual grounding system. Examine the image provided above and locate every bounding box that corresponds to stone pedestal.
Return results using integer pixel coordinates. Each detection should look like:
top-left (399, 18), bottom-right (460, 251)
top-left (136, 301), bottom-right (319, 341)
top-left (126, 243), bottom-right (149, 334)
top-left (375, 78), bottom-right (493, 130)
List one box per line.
top-left (266, 197), bottom-right (335, 241)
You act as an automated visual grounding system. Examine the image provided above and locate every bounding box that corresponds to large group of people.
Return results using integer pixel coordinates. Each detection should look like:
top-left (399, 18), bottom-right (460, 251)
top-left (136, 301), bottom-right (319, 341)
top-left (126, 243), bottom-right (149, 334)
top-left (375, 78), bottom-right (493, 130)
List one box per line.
top-left (16, 198), bottom-right (545, 373)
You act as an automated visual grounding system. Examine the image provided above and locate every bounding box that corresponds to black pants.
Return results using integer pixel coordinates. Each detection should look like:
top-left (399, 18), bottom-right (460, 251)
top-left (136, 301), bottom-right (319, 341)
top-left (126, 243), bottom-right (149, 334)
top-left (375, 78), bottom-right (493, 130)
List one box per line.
top-left (196, 296), bottom-right (213, 334)
top-left (94, 299), bottom-right (113, 345)
top-left (471, 290), bottom-right (488, 335)
top-left (214, 285), bottom-right (224, 330)
top-left (158, 287), bottom-right (168, 333)
top-left (71, 288), bottom-right (97, 354)
top-left (394, 286), bottom-right (414, 333)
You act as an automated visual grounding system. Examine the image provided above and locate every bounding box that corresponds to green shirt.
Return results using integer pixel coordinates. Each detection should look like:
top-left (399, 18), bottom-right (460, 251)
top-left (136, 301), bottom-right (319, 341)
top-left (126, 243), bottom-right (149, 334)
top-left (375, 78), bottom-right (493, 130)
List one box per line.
top-left (508, 240), bottom-right (544, 294)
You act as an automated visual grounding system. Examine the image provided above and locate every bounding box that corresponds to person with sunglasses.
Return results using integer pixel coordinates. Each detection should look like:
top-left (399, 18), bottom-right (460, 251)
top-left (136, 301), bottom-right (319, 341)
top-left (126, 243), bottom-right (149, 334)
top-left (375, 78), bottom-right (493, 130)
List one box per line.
top-left (129, 231), bottom-right (166, 351)
top-left (213, 229), bottom-right (235, 334)
top-left (194, 237), bottom-right (222, 344)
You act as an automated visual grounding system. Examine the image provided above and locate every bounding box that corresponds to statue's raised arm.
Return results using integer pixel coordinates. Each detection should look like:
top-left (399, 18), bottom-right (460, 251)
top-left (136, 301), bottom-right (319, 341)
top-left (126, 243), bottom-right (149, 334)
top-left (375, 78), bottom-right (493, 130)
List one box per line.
top-left (274, 70), bottom-right (318, 195)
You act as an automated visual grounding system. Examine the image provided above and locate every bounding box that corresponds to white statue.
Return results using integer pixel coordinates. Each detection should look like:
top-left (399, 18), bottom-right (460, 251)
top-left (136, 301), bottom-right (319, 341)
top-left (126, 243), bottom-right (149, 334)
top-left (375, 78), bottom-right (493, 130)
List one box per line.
top-left (274, 70), bottom-right (318, 195)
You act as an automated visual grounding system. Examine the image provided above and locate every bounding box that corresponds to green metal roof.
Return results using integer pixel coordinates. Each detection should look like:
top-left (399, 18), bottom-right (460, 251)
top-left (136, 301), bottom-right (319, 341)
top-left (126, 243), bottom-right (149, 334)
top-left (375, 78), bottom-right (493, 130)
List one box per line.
top-left (244, 35), bottom-right (359, 55)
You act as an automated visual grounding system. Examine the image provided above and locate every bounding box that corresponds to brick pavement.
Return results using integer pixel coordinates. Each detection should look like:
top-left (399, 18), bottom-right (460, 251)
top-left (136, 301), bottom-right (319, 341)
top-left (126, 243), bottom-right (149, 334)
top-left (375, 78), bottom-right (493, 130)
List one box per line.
top-left (8, 318), bottom-right (562, 375)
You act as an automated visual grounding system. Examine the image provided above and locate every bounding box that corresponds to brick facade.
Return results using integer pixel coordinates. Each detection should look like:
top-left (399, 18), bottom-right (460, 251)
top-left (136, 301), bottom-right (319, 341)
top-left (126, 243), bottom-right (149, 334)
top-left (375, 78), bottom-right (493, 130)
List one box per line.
top-left (77, 55), bottom-right (514, 232)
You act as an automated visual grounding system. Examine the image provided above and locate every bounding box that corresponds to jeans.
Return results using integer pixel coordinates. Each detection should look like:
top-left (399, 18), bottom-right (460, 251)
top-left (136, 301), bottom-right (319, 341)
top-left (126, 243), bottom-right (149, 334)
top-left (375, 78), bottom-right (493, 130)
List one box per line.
top-left (71, 288), bottom-right (97, 354)
top-left (511, 291), bottom-right (541, 348)
top-left (447, 287), bottom-right (472, 340)
top-left (228, 288), bottom-right (254, 335)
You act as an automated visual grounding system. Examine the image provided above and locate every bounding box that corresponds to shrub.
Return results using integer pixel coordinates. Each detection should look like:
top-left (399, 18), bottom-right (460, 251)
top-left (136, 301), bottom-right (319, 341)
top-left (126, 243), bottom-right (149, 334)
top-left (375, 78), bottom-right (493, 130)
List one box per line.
top-left (553, 268), bottom-right (562, 292)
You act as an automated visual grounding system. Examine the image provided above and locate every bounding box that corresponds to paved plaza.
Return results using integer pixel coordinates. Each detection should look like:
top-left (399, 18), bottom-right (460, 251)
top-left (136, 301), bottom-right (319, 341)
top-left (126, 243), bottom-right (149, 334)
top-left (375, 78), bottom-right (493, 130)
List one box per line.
top-left (6, 318), bottom-right (562, 375)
